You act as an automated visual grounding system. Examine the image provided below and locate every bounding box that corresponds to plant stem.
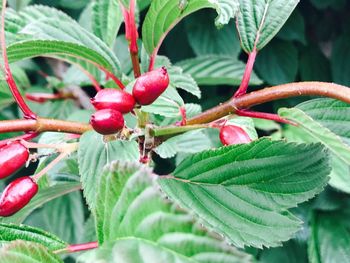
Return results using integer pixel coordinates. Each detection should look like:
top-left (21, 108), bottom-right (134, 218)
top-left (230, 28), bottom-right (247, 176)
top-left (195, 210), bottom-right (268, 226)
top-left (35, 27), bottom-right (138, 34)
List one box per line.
top-left (32, 151), bottom-right (69, 181)
top-left (0, 118), bottom-right (91, 134)
top-left (187, 81), bottom-right (350, 125)
top-left (54, 241), bottom-right (98, 254)
top-left (234, 48), bottom-right (258, 98)
top-left (1, 0), bottom-right (36, 119)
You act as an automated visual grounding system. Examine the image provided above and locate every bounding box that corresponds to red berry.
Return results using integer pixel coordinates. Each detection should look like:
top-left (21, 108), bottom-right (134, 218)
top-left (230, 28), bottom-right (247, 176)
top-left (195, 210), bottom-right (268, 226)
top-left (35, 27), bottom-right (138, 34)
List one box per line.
top-left (219, 125), bottom-right (252, 146)
top-left (91, 88), bottom-right (135, 114)
top-left (90, 109), bottom-right (124, 135)
top-left (0, 176), bottom-right (38, 217)
top-left (132, 67), bottom-right (170, 105)
top-left (0, 142), bottom-right (29, 179)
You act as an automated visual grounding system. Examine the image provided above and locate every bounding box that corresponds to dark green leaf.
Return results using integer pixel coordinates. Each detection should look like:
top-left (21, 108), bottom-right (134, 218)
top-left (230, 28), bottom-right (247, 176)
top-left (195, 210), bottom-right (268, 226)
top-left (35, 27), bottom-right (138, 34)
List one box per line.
top-left (159, 139), bottom-right (330, 248)
top-left (255, 40), bottom-right (298, 85)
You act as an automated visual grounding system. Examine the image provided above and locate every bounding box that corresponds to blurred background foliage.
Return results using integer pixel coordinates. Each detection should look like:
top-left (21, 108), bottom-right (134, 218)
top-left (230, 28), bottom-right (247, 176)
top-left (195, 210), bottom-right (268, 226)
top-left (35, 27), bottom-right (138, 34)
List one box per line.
top-left (1, 0), bottom-right (350, 262)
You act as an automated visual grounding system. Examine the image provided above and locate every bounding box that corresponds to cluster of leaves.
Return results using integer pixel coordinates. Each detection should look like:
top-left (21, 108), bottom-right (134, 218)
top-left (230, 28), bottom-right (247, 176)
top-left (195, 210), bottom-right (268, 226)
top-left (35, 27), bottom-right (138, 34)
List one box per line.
top-left (0, 0), bottom-right (349, 263)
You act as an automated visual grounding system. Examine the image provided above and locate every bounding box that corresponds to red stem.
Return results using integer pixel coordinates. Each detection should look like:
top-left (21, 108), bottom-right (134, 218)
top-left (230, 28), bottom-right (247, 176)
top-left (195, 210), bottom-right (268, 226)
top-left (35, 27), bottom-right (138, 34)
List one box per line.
top-left (234, 48), bottom-right (258, 98)
top-left (236, 109), bottom-right (295, 125)
top-left (1, 0), bottom-right (36, 119)
top-left (67, 241), bottom-right (98, 253)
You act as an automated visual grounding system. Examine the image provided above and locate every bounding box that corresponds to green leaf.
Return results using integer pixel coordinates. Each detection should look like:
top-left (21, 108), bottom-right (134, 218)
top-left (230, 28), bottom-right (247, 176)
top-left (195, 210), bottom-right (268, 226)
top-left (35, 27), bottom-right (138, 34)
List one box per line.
top-left (214, 0), bottom-right (239, 26)
top-left (142, 0), bottom-right (216, 55)
top-left (155, 130), bottom-right (213, 159)
top-left (279, 99), bottom-right (350, 194)
top-left (186, 12), bottom-right (241, 58)
top-left (308, 211), bottom-right (350, 263)
top-left (255, 39), bottom-right (298, 85)
top-left (310, 0), bottom-right (346, 10)
top-left (177, 55), bottom-right (262, 86)
top-left (0, 182), bottom-right (81, 224)
top-left (0, 241), bottom-right (62, 263)
top-left (26, 192), bottom-right (85, 244)
top-left (141, 87), bottom-right (184, 117)
top-left (5, 6), bottom-right (121, 77)
top-left (299, 47), bottom-right (331, 82)
top-left (277, 9), bottom-right (306, 44)
top-left (159, 139), bottom-right (330, 248)
top-left (78, 131), bottom-right (139, 210)
top-left (92, 0), bottom-right (122, 47)
top-left (168, 65), bottom-right (201, 98)
top-left (0, 223), bottom-right (66, 251)
top-left (331, 35), bottom-right (350, 86)
top-left (237, 0), bottom-right (299, 53)
top-left (92, 161), bottom-right (253, 262)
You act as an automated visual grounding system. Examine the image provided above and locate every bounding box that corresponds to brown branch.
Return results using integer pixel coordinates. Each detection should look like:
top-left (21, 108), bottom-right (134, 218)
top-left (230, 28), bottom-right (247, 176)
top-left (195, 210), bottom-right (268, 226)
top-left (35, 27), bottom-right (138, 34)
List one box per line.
top-left (0, 118), bottom-right (91, 134)
top-left (187, 82), bottom-right (350, 125)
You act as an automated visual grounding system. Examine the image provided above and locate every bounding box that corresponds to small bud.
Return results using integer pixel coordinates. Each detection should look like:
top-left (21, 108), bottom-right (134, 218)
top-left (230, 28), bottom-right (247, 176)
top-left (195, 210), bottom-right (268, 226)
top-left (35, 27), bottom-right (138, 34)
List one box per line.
top-left (90, 109), bottom-right (125, 135)
top-left (0, 176), bottom-right (38, 217)
top-left (132, 67), bottom-right (170, 105)
top-left (0, 142), bottom-right (29, 179)
top-left (219, 125), bottom-right (252, 146)
top-left (91, 88), bottom-right (135, 114)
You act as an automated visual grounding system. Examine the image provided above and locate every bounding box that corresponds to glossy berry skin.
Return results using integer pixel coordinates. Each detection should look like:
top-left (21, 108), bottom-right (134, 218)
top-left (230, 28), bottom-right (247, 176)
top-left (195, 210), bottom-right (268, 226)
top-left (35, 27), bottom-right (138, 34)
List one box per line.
top-left (219, 125), bottom-right (252, 146)
top-left (0, 142), bottom-right (29, 179)
top-left (90, 109), bottom-right (124, 135)
top-left (0, 176), bottom-right (38, 217)
top-left (132, 67), bottom-right (170, 105)
top-left (91, 88), bottom-right (135, 114)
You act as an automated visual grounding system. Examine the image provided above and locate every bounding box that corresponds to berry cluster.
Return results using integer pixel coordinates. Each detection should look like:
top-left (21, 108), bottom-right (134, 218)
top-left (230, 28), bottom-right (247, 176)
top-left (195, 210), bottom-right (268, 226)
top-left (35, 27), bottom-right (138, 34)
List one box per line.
top-left (0, 141), bottom-right (38, 217)
top-left (90, 67), bottom-right (170, 135)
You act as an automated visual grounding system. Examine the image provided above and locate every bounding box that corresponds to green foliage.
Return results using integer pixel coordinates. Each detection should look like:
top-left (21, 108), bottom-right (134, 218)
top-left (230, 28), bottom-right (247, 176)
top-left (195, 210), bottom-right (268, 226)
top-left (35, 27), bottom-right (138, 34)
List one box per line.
top-left (0, 0), bottom-right (349, 262)
top-left (78, 131), bottom-right (138, 209)
top-left (86, 161), bottom-right (253, 262)
top-left (159, 139), bottom-right (330, 248)
top-left (0, 223), bottom-right (66, 251)
top-left (237, 0), bottom-right (299, 52)
top-left (0, 241), bottom-right (62, 263)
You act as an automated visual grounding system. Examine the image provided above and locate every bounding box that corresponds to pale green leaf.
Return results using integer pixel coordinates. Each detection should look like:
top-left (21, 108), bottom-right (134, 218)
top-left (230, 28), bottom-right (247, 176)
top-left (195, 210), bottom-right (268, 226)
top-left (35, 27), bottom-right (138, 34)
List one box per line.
top-left (0, 223), bottom-right (66, 251)
top-left (92, 0), bottom-right (123, 47)
top-left (142, 0), bottom-right (216, 55)
top-left (92, 161), bottom-right (253, 262)
top-left (237, 0), bottom-right (299, 53)
top-left (155, 130), bottom-right (213, 159)
top-left (177, 55), bottom-right (262, 86)
top-left (0, 241), bottom-right (62, 263)
top-left (0, 182), bottom-right (81, 224)
top-left (279, 99), bottom-right (350, 194)
top-left (78, 131), bottom-right (139, 210)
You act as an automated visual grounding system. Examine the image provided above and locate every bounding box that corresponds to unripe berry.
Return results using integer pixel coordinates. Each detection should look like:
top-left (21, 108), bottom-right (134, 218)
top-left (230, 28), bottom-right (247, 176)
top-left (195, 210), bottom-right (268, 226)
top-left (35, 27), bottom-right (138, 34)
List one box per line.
top-left (0, 142), bottom-right (29, 179)
top-left (219, 125), bottom-right (252, 146)
top-left (132, 67), bottom-right (170, 105)
top-left (0, 176), bottom-right (38, 217)
top-left (91, 88), bottom-right (135, 114)
top-left (90, 109), bottom-right (124, 135)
